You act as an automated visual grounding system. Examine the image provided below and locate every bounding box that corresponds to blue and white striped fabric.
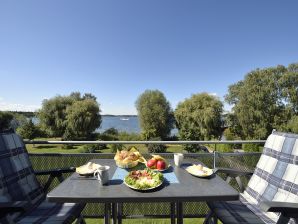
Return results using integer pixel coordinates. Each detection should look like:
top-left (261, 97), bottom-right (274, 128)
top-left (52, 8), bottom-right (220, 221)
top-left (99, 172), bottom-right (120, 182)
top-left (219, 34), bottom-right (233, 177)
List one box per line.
top-left (241, 132), bottom-right (298, 223)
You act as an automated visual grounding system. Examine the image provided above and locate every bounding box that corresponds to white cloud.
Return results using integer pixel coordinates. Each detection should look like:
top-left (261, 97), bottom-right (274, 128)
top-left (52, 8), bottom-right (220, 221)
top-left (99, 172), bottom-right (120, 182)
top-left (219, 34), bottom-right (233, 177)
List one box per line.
top-left (208, 92), bottom-right (218, 96)
top-left (0, 97), bottom-right (40, 112)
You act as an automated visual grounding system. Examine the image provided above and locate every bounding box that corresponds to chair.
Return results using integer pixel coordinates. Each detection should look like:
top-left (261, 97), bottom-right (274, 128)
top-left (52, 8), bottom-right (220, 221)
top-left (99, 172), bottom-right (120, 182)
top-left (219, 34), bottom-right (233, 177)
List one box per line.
top-left (0, 129), bottom-right (86, 224)
top-left (205, 131), bottom-right (298, 224)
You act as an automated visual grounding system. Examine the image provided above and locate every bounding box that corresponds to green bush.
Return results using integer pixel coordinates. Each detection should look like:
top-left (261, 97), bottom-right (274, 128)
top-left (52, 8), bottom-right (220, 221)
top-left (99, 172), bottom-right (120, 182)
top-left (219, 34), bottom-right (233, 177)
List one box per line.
top-left (79, 143), bottom-right (106, 153)
top-left (242, 143), bottom-right (261, 152)
top-left (109, 144), bottom-right (124, 153)
top-left (79, 144), bottom-right (96, 153)
top-left (216, 144), bottom-right (234, 153)
top-left (61, 144), bottom-right (74, 149)
top-left (146, 137), bottom-right (167, 153)
top-left (118, 132), bottom-right (141, 141)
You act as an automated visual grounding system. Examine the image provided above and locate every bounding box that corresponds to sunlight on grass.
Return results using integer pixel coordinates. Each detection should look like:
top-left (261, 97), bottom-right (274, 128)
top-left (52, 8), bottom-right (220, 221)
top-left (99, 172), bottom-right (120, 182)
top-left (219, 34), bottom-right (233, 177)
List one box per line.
top-left (84, 218), bottom-right (205, 224)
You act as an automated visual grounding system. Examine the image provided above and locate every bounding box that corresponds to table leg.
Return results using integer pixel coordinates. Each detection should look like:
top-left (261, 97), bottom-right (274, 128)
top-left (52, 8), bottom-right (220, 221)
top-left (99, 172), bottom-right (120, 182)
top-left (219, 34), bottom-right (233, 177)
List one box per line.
top-left (104, 203), bottom-right (111, 224)
top-left (117, 203), bottom-right (123, 224)
top-left (176, 202), bottom-right (183, 224)
top-left (170, 202), bottom-right (176, 224)
top-left (111, 203), bottom-right (117, 224)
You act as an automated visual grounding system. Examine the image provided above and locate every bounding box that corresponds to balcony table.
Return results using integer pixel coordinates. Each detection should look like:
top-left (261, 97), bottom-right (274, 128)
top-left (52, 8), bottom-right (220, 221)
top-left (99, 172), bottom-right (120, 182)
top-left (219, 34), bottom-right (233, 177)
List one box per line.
top-left (47, 159), bottom-right (239, 224)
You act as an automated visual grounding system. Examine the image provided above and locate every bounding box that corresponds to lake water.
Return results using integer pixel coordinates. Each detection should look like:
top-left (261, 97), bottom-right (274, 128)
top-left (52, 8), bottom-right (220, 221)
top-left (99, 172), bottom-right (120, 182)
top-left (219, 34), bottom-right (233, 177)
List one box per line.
top-left (33, 115), bottom-right (177, 135)
top-left (97, 116), bottom-right (178, 135)
top-left (96, 116), bottom-right (140, 133)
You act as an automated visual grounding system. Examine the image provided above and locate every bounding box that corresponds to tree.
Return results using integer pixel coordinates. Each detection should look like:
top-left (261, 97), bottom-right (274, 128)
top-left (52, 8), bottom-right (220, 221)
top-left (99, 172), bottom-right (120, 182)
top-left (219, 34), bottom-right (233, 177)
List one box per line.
top-left (17, 119), bottom-right (38, 140)
top-left (225, 63), bottom-right (298, 139)
top-left (174, 93), bottom-right (223, 152)
top-left (38, 92), bottom-right (101, 139)
top-left (65, 99), bottom-right (101, 139)
top-left (135, 90), bottom-right (174, 140)
top-left (38, 95), bottom-right (74, 137)
top-left (0, 111), bottom-right (14, 131)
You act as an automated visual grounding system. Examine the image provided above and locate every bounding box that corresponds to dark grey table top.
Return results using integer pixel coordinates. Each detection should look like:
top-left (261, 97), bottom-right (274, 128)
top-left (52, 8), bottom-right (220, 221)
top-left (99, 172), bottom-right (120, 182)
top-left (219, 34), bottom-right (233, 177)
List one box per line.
top-left (47, 159), bottom-right (239, 203)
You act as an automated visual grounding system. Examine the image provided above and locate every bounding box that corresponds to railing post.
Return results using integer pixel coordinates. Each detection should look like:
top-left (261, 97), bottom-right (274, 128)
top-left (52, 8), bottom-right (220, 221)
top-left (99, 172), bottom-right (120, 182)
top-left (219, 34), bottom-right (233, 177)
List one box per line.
top-left (213, 150), bottom-right (216, 169)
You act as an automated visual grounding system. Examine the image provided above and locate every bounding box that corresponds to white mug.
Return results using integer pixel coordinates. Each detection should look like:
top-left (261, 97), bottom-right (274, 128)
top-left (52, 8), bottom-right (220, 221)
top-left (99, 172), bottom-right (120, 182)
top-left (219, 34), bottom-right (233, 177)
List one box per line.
top-left (94, 166), bottom-right (110, 185)
top-left (174, 153), bottom-right (184, 167)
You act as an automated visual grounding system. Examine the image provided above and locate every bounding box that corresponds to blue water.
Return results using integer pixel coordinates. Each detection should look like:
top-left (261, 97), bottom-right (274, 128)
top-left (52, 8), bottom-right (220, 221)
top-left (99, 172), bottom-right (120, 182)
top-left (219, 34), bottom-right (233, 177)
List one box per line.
top-left (96, 116), bottom-right (141, 133)
top-left (33, 115), bottom-right (177, 135)
top-left (97, 116), bottom-right (178, 135)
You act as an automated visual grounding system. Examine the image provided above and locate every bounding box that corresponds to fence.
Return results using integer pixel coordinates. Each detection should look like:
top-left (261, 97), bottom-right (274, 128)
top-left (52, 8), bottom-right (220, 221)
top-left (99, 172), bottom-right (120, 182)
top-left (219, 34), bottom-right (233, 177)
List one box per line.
top-left (26, 140), bottom-right (264, 221)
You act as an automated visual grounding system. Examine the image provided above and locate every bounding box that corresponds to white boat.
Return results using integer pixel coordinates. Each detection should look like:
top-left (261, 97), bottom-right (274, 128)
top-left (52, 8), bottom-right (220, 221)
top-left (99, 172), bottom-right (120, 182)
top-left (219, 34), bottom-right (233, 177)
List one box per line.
top-left (120, 118), bottom-right (129, 121)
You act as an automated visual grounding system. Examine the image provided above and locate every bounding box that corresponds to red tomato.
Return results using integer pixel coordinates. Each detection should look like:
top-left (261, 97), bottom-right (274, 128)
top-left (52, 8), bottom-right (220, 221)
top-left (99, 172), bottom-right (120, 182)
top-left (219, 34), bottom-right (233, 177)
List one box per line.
top-left (156, 160), bottom-right (166, 170)
top-left (147, 159), bottom-right (157, 168)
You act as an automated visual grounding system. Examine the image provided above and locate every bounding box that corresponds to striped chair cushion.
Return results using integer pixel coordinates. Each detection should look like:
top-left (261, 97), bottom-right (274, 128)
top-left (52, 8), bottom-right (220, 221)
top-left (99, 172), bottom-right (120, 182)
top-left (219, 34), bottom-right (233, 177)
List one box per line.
top-left (16, 201), bottom-right (85, 224)
top-left (0, 130), bottom-right (84, 223)
top-left (241, 131), bottom-right (298, 223)
top-left (0, 130), bottom-right (45, 221)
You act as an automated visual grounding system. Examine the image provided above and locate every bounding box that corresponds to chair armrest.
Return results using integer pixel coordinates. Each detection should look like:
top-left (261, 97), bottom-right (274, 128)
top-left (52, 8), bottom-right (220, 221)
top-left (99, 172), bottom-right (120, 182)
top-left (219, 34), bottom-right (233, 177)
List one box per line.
top-left (260, 201), bottom-right (298, 218)
top-left (0, 201), bottom-right (27, 216)
top-left (214, 168), bottom-right (254, 177)
top-left (214, 168), bottom-right (254, 192)
top-left (35, 167), bottom-right (75, 176)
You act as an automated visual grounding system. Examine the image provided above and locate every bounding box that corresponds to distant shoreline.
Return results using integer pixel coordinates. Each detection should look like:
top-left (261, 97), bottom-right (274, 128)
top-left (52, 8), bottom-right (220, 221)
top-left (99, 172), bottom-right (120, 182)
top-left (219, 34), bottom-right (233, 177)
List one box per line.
top-left (2, 111), bottom-right (138, 118)
top-left (102, 114), bottom-right (137, 117)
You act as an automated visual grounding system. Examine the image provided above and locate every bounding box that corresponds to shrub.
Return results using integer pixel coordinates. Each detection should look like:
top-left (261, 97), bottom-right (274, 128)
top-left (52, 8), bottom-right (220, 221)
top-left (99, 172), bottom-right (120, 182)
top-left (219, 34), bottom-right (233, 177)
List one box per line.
top-left (216, 144), bottom-right (234, 153)
top-left (118, 132), bottom-right (141, 141)
top-left (242, 143), bottom-right (261, 152)
top-left (146, 137), bottom-right (167, 153)
top-left (79, 144), bottom-right (99, 153)
top-left (61, 144), bottom-right (74, 149)
top-left (109, 144), bottom-right (124, 153)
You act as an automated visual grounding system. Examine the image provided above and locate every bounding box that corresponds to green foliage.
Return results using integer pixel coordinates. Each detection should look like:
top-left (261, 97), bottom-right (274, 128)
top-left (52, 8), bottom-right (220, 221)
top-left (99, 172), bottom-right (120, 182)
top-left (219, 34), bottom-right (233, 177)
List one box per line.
top-left (78, 144), bottom-right (106, 153)
top-left (118, 132), bottom-right (141, 141)
top-left (146, 137), bottom-right (167, 153)
top-left (225, 63), bottom-right (298, 139)
top-left (38, 92), bottom-right (101, 139)
top-left (16, 119), bottom-right (39, 140)
top-left (135, 90), bottom-right (174, 140)
top-left (216, 144), bottom-right (234, 153)
top-left (103, 128), bottom-right (119, 136)
top-left (287, 115), bottom-right (298, 134)
top-left (174, 93), bottom-right (223, 152)
top-left (109, 144), bottom-right (124, 153)
top-left (0, 111), bottom-right (14, 131)
top-left (242, 143), bottom-right (261, 152)
top-left (65, 99), bottom-right (101, 139)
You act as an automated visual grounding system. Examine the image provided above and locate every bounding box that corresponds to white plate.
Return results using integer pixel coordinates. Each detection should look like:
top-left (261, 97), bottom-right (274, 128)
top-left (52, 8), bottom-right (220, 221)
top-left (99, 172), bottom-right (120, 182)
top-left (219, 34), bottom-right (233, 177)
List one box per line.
top-left (123, 179), bottom-right (163, 191)
top-left (76, 162), bottom-right (102, 176)
top-left (186, 165), bottom-right (213, 177)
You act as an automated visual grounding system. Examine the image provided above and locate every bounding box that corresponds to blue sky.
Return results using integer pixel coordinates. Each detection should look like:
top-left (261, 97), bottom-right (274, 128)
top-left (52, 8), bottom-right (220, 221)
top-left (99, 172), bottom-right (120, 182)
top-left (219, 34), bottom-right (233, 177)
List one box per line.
top-left (1, 0), bottom-right (297, 115)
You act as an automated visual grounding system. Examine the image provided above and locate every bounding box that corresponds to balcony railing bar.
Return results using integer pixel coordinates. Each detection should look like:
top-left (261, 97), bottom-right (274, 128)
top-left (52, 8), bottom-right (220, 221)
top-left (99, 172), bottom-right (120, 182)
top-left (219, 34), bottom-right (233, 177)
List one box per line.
top-left (24, 140), bottom-right (266, 145)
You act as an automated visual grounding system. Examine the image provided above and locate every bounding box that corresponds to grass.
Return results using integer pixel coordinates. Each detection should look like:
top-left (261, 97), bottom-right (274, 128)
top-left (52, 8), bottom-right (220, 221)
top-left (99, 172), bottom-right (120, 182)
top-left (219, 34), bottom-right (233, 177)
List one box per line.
top-left (26, 137), bottom-right (187, 154)
top-left (84, 218), bottom-right (205, 224)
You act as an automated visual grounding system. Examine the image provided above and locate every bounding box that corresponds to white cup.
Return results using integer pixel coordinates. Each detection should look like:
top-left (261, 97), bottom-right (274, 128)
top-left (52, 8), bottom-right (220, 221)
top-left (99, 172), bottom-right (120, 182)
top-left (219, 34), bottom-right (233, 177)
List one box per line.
top-left (94, 166), bottom-right (110, 185)
top-left (174, 153), bottom-right (184, 167)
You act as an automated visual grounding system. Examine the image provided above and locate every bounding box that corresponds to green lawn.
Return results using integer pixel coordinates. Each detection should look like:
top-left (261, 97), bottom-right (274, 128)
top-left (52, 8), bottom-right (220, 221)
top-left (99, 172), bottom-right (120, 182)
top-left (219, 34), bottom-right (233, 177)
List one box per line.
top-left (84, 218), bottom-right (205, 224)
top-left (26, 138), bottom-right (187, 154)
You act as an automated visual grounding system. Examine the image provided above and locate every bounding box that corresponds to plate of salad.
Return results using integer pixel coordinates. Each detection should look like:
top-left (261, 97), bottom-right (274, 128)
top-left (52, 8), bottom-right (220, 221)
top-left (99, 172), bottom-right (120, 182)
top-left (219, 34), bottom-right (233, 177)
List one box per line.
top-left (124, 169), bottom-right (164, 191)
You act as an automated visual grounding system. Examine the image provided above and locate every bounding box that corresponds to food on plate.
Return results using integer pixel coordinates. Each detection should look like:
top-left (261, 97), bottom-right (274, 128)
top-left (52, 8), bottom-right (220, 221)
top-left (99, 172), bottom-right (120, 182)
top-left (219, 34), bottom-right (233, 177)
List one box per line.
top-left (146, 158), bottom-right (157, 169)
top-left (114, 147), bottom-right (145, 168)
top-left (76, 162), bottom-right (102, 176)
top-left (156, 160), bottom-right (166, 170)
top-left (146, 155), bottom-right (169, 171)
top-left (124, 169), bottom-right (164, 190)
top-left (186, 164), bottom-right (213, 177)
